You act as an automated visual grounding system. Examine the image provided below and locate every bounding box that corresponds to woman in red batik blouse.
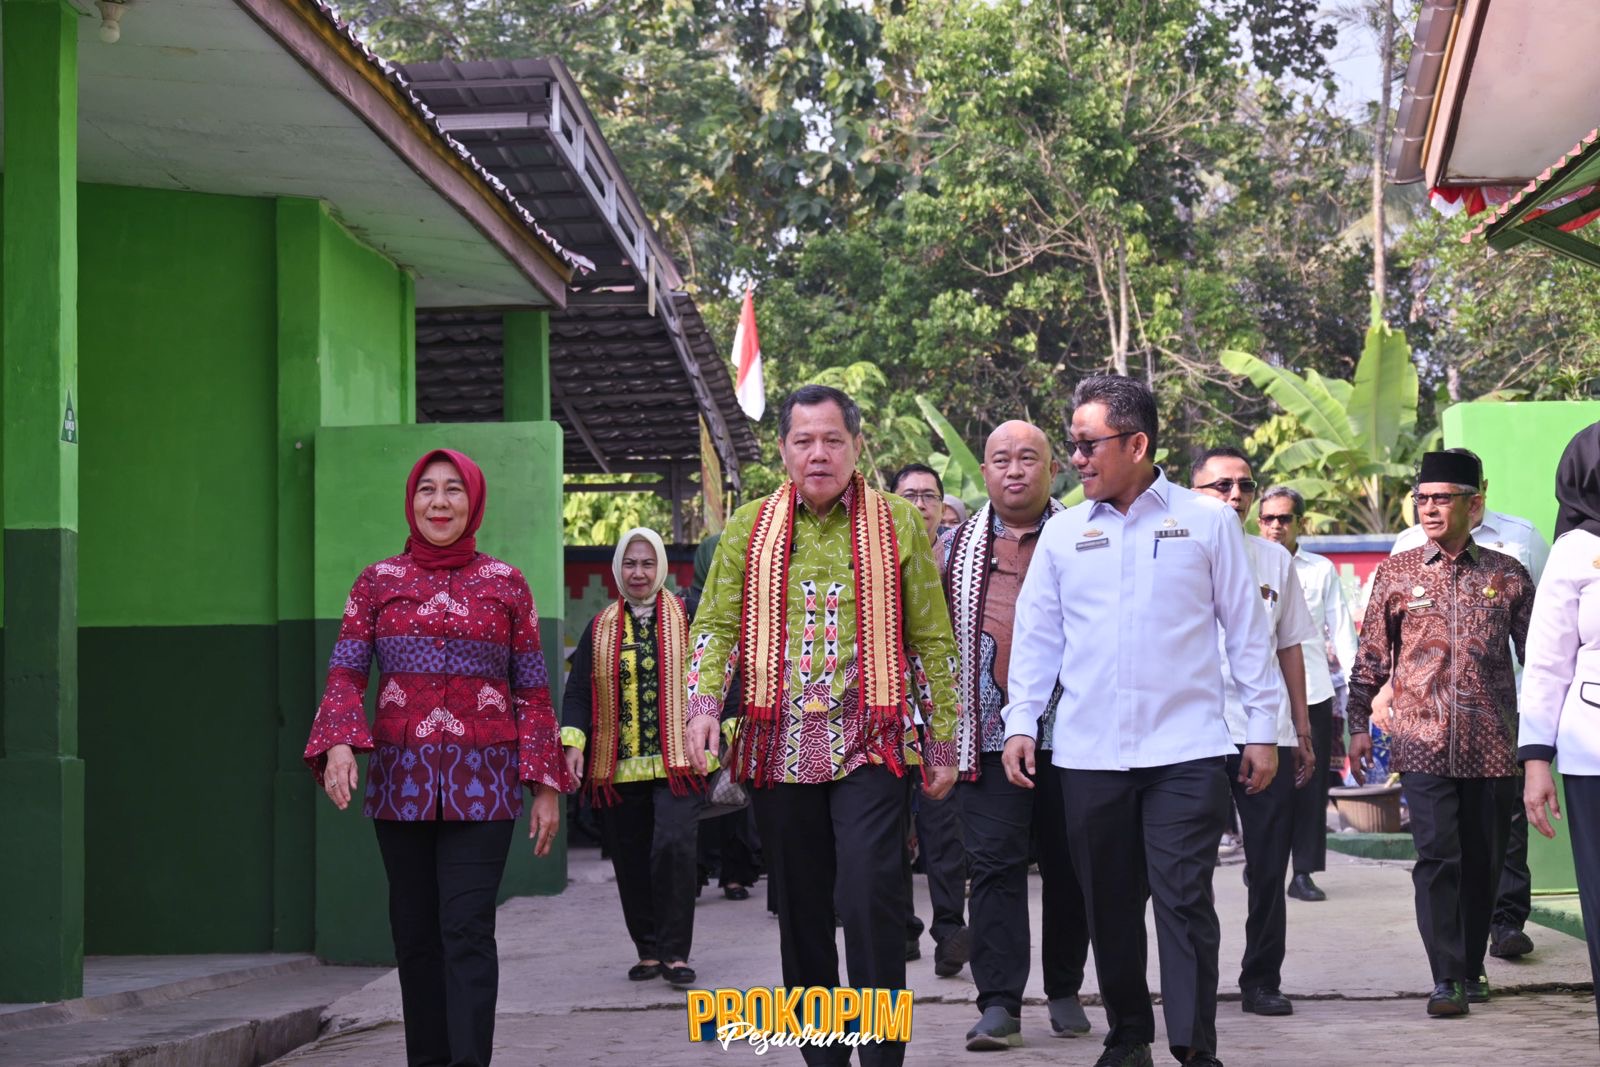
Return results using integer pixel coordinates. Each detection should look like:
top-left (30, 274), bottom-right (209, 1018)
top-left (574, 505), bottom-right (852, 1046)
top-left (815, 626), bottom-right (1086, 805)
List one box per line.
top-left (304, 448), bottom-right (571, 1067)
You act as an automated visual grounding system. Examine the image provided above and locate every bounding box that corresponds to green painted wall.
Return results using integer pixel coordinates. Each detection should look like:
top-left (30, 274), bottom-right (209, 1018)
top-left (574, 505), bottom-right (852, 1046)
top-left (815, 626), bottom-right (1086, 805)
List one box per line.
top-left (1445, 400), bottom-right (1600, 898)
top-left (78, 185), bottom-right (278, 628)
top-left (319, 211), bottom-right (408, 428)
top-left (312, 422), bottom-right (566, 964)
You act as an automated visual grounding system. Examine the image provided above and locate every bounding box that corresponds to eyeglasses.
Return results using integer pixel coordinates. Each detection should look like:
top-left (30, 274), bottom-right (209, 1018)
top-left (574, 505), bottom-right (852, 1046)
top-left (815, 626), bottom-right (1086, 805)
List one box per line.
top-left (899, 490), bottom-right (942, 505)
top-left (1193, 478), bottom-right (1258, 495)
top-left (1258, 513), bottom-right (1296, 526)
top-left (1066, 431), bottom-right (1137, 458)
top-left (1412, 491), bottom-right (1475, 507)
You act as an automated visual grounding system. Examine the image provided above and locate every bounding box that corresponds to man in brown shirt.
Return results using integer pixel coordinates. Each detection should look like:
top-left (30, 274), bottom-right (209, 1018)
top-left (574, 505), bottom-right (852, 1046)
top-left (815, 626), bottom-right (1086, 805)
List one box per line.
top-left (942, 420), bottom-right (1092, 1050)
top-left (1347, 450), bottom-right (1533, 1018)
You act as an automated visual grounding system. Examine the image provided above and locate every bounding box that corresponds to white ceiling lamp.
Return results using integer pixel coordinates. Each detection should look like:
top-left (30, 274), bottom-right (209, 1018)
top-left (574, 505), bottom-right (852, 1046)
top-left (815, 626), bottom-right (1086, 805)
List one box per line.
top-left (96, 0), bottom-right (127, 44)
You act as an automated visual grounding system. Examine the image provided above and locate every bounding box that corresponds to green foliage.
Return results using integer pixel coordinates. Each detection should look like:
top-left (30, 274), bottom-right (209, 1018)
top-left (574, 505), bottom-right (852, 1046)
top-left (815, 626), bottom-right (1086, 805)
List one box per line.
top-left (1227, 322), bottom-right (1434, 533)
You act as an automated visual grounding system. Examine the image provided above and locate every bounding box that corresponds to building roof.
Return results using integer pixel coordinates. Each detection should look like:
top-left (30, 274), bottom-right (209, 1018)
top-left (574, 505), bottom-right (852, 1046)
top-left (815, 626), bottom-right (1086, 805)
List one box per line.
top-left (1389, 0), bottom-right (1600, 188)
top-left (400, 57), bottom-right (759, 482)
top-left (38, 0), bottom-right (584, 306)
top-left (1470, 127), bottom-right (1600, 266)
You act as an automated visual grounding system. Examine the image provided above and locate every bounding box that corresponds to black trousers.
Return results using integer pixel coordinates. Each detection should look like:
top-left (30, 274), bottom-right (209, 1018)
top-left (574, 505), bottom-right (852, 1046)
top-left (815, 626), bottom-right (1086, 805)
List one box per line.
top-left (374, 818), bottom-right (515, 1067)
top-left (1400, 773), bottom-right (1517, 982)
top-left (1291, 699), bottom-right (1335, 875)
top-left (1563, 775), bottom-right (1600, 1035)
top-left (597, 779), bottom-right (703, 963)
top-left (1059, 758), bottom-right (1229, 1057)
top-left (698, 806), bottom-right (760, 888)
top-left (1225, 746), bottom-right (1296, 993)
top-left (961, 752), bottom-right (1089, 1014)
top-left (906, 777), bottom-right (966, 945)
top-left (1491, 807), bottom-right (1533, 930)
top-left (754, 764), bottom-right (910, 1067)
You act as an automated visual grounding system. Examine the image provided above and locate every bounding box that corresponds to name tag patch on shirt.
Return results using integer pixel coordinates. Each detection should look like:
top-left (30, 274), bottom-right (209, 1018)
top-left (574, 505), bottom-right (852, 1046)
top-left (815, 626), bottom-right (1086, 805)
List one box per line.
top-left (1153, 528), bottom-right (1190, 539)
top-left (1076, 529), bottom-right (1109, 551)
top-left (1407, 598), bottom-right (1433, 610)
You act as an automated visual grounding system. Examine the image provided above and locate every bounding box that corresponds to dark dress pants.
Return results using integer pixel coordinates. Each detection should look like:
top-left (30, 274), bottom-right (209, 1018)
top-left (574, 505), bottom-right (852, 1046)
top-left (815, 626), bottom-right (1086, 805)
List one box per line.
top-left (1059, 757), bottom-right (1230, 1058)
top-left (699, 807), bottom-right (760, 888)
top-left (374, 818), bottom-right (515, 1067)
top-left (598, 779), bottom-right (704, 964)
top-left (1400, 773), bottom-right (1517, 982)
top-left (1562, 775), bottom-right (1600, 1036)
top-left (1491, 807), bottom-right (1533, 931)
top-left (961, 752), bottom-right (1089, 1015)
top-left (1225, 746), bottom-right (1296, 993)
top-left (1291, 699), bottom-right (1334, 875)
top-left (914, 785), bottom-right (967, 945)
top-left (754, 764), bottom-right (910, 1067)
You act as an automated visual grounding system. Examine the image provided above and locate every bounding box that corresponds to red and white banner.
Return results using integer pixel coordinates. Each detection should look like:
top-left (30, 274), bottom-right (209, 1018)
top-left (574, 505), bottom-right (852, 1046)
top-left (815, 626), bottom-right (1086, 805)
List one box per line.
top-left (733, 289), bottom-right (764, 422)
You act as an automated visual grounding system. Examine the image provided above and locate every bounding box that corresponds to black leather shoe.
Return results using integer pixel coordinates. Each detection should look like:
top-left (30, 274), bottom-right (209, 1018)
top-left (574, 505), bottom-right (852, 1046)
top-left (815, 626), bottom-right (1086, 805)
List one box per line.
top-left (724, 884), bottom-right (750, 901)
top-left (628, 962), bottom-right (663, 981)
top-left (1092, 1044), bottom-right (1154, 1067)
top-left (1187, 1055), bottom-right (1225, 1067)
top-left (1240, 987), bottom-right (1293, 1016)
top-left (1489, 924), bottom-right (1534, 958)
top-left (905, 938), bottom-right (921, 962)
top-left (664, 964), bottom-right (697, 987)
top-left (1466, 976), bottom-right (1490, 1003)
top-left (934, 927), bottom-right (969, 977)
top-left (1426, 980), bottom-right (1468, 1017)
top-left (1286, 873), bottom-right (1327, 901)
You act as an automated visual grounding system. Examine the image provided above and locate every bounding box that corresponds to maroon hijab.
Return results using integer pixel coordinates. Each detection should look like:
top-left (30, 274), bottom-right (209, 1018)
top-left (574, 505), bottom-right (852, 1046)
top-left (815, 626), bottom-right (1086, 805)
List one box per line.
top-left (404, 449), bottom-right (486, 570)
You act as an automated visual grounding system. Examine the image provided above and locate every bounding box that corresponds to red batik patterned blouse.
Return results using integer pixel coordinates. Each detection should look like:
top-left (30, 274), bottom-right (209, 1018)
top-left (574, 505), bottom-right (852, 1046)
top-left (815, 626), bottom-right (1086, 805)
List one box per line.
top-left (303, 552), bottom-right (573, 821)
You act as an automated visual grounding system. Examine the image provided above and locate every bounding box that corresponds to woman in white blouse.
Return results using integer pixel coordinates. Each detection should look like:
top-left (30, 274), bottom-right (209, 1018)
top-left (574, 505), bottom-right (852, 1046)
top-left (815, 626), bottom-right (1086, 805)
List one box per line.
top-left (1521, 420), bottom-right (1600, 1028)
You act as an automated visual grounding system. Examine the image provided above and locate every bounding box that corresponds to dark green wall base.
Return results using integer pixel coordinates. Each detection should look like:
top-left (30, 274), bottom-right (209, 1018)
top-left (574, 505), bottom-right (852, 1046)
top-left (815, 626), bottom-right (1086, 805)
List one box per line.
top-left (1326, 832), bottom-right (1417, 861)
top-left (274, 618), bottom-right (317, 952)
top-left (0, 754), bottom-right (85, 1001)
top-left (79, 625), bottom-right (277, 954)
top-left (4, 528), bottom-right (79, 755)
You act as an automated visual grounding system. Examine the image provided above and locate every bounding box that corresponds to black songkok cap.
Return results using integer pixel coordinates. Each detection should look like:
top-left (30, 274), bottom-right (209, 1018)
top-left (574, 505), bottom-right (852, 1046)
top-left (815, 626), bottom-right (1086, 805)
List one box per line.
top-left (1417, 450), bottom-right (1481, 488)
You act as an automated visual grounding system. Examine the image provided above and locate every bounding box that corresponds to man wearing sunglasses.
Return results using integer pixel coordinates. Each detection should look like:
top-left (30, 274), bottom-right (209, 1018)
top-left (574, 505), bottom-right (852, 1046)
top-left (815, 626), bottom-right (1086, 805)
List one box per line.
top-left (1001, 377), bottom-right (1281, 1067)
top-left (1190, 448), bottom-right (1316, 1021)
top-left (1388, 447), bottom-right (1549, 962)
top-left (1257, 487), bottom-right (1358, 904)
top-left (1346, 451), bottom-right (1534, 1018)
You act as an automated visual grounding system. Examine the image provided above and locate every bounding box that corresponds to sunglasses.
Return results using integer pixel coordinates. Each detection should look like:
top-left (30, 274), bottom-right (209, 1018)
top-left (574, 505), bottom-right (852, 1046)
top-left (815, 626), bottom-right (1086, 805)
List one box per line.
top-left (1258, 513), bottom-right (1296, 526)
top-left (1193, 478), bottom-right (1258, 495)
top-left (1412, 491), bottom-right (1475, 507)
top-left (1065, 431), bottom-right (1137, 458)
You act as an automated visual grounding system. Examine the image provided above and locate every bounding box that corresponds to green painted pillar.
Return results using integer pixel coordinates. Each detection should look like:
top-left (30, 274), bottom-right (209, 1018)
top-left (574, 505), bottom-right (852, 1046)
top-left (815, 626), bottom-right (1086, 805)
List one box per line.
top-left (0, 0), bottom-right (84, 1003)
top-left (502, 310), bottom-right (551, 422)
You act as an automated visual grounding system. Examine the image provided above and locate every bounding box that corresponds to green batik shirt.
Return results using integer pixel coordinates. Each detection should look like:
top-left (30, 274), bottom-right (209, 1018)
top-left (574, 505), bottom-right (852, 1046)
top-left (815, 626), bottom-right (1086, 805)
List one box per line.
top-left (686, 481), bottom-right (963, 783)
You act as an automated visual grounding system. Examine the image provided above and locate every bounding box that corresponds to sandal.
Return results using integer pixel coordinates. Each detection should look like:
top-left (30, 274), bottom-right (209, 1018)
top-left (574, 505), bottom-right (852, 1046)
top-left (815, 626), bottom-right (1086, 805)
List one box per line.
top-left (628, 962), bottom-right (663, 981)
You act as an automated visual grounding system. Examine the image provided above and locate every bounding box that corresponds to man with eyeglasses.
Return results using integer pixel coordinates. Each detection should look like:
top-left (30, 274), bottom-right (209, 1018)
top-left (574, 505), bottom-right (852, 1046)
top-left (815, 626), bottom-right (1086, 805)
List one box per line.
top-left (1001, 377), bottom-right (1281, 1067)
top-left (890, 462), bottom-right (970, 979)
top-left (1346, 450), bottom-right (1534, 1017)
top-left (1190, 448), bottom-right (1316, 1020)
top-left (1257, 486), bottom-right (1358, 904)
top-left (1388, 447), bottom-right (1549, 961)
top-left (942, 421), bottom-right (1092, 1050)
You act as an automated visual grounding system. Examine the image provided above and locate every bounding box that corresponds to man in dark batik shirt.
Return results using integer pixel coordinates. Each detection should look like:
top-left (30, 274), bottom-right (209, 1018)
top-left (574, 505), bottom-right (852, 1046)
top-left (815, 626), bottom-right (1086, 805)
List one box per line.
top-left (1347, 450), bottom-right (1534, 1018)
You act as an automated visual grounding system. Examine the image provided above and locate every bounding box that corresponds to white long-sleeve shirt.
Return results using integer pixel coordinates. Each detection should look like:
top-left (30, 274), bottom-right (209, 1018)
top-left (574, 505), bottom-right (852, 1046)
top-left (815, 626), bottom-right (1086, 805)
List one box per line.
top-left (1291, 547), bottom-right (1357, 705)
top-left (1002, 470), bottom-right (1282, 770)
top-left (1518, 528), bottom-right (1600, 776)
top-left (1221, 535), bottom-right (1317, 746)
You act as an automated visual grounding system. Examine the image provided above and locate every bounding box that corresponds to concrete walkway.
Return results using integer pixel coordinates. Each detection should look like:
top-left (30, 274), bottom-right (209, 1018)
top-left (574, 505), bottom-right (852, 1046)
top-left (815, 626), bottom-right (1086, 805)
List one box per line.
top-left (275, 847), bottom-right (1600, 1066)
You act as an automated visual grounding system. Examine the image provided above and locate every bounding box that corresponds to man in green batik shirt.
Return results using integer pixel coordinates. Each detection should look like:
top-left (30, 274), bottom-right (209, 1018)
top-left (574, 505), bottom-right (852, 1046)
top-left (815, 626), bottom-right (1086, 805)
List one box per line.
top-left (685, 384), bottom-right (961, 1067)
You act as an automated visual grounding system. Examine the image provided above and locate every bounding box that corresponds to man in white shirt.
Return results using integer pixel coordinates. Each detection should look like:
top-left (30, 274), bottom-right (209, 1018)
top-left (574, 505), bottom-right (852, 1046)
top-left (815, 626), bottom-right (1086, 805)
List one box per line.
top-left (1191, 449), bottom-right (1316, 1019)
top-left (1389, 447), bottom-right (1548, 960)
top-left (1259, 486), bottom-right (1358, 902)
top-left (1001, 376), bottom-right (1281, 1067)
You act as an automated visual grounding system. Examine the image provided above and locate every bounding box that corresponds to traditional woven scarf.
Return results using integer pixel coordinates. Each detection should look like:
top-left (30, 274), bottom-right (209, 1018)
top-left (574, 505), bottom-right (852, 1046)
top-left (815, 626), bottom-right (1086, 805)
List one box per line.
top-left (586, 590), bottom-right (696, 806)
top-left (729, 472), bottom-right (907, 785)
top-left (944, 499), bottom-right (1065, 778)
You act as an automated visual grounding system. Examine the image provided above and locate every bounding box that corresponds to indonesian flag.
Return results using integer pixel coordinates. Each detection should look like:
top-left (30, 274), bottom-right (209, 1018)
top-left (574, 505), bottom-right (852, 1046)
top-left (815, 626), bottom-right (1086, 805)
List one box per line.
top-left (733, 289), bottom-right (765, 421)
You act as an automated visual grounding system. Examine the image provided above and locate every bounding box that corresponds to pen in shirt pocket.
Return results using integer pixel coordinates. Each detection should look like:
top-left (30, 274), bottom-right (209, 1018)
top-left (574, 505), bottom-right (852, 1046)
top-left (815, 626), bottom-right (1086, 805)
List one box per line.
top-left (1153, 537), bottom-right (1159, 559)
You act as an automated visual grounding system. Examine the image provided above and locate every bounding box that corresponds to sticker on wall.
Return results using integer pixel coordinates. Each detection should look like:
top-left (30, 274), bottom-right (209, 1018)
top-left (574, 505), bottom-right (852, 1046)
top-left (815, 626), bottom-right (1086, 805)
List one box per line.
top-left (61, 393), bottom-right (77, 444)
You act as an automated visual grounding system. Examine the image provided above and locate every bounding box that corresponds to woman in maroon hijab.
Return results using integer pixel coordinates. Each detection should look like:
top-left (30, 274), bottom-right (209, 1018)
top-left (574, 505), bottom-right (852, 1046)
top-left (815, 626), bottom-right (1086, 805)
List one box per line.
top-left (305, 449), bottom-right (572, 1067)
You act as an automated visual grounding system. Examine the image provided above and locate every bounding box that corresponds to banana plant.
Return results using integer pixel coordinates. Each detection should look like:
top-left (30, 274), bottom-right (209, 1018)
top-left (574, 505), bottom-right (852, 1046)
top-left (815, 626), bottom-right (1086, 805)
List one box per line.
top-left (915, 395), bottom-right (988, 509)
top-left (1222, 321), bottom-right (1439, 534)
